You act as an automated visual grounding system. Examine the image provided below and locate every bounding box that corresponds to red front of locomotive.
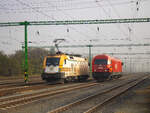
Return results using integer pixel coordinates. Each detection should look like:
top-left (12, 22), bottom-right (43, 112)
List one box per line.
top-left (92, 54), bottom-right (122, 81)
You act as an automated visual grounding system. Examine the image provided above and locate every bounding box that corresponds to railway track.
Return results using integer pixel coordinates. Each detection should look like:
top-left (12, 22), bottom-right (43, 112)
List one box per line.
top-left (0, 82), bottom-right (57, 97)
top-left (0, 81), bottom-right (98, 110)
top-left (0, 76), bottom-right (40, 81)
top-left (47, 75), bottom-right (149, 113)
top-left (0, 77), bottom-right (42, 86)
top-left (0, 81), bottom-right (45, 95)
top-left (0, 79), bottom-right (93, 97)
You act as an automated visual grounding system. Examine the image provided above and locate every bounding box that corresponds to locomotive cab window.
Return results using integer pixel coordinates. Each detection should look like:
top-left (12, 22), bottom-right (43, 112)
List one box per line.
top-left (94, 59), bottom-right (107, 65)
top-left (46, 58), bottom-right (60, 66)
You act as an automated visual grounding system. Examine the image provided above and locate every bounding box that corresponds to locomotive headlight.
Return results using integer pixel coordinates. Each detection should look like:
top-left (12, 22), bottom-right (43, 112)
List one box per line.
top-left (45, 66), bottom-right (59, 73)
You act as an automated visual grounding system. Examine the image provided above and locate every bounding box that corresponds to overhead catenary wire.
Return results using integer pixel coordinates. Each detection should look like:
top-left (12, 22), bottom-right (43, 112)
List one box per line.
top-left (95, 0), bottom-right (128, 39)
top-left (127, 0), bottom-right (142, 43)
top-left (106, 0), bottom-right (132, 40)
top-left (41, 0), bottom-right (109, 42)
top-left (13, 0), bottom-right (95, 44)
top-left (15, 0), bottom-right (56, 20)
top-left (0, 0), bottom-right (148, 13)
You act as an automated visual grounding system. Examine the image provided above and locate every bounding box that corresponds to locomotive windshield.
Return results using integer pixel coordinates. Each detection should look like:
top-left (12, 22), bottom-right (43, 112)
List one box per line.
top-left (46, 58), bottom-right (60, 66)
top-left (94, 59), bottom-right (107, 65)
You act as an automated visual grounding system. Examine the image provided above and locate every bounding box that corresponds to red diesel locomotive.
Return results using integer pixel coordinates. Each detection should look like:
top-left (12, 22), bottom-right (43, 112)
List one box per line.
top-left (92, 54), bottom-right (123, 81)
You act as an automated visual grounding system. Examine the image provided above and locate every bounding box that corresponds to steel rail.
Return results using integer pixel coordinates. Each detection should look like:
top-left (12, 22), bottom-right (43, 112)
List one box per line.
top-left (84, 76), bottom-right (148, 113)
top-left (0, 76), bottom-right (42, 85)
top-left (48, 76), bottom-right (148, 113)
top-left (0, 82), bottom-right (63, 97)
top-left (0, 82), bottom-right (98, 110)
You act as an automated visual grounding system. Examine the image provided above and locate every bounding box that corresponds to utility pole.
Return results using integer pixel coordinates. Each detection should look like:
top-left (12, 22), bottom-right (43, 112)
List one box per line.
top-left (23, 21), bottom-right (29, 83)
top-left (88, 44), bottom-right (93, 78)
top-left (21, 43), bottom-right (25, 72)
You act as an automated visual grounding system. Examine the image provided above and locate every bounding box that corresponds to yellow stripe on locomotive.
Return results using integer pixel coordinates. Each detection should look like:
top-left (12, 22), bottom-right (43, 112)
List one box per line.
top-left (41, 53), bottom-right (89, 83)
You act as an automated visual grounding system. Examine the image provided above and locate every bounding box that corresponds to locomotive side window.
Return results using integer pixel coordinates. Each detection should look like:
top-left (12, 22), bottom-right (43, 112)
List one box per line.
top-left (94, 59), bottom-right (107, 65)
top-left (46, 58), bottom-right (60, 66)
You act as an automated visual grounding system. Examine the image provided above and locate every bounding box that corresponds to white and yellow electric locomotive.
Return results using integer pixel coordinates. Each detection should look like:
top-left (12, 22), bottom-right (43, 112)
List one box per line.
top-left (41, 53), bottom-right (89, 83)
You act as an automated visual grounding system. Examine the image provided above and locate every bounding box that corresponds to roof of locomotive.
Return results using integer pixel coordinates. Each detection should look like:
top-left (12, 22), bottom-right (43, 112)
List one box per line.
top-left (93, 54), bottom-right (110, 59)
top-left (46, 53), bottom-right (87, 61)
top-left (93, 54), bottom-right (122, 62)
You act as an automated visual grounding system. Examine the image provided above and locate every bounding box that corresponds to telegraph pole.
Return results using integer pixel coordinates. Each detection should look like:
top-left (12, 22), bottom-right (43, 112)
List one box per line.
top-left (88, 45), bottom-right (93, 78)
top-left (24, 21), bottom-right (29, 83)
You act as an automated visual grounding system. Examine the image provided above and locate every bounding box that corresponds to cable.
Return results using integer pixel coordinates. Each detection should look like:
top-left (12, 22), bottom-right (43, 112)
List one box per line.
top-left (106, 0), bottom-right (133, 41)
top-left (15, 0), bottom-right (55, 20)
top-left (95, 0), bottom-right (128, 38)
top-left (15, 0), bottom-right (102, 42)
top-left (42, 0), bottom-right (106, 42)
top-left (1, 1), bottom-right (149, 13)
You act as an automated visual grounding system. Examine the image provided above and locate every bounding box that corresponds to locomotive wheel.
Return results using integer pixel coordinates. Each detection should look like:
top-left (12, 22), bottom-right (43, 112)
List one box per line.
top-left (61, 78), bottom-right (69, 84)
top-left (78, 76), bottom-right (88, 82)
top-left (77, 76), bottom-right (81, 82)
top-left (108, 75), bottom-right (113, 80)
top-left (46, 79), bottom-right (51, 82)
top-left (64, 78), bottom-right (68, 83)
top-left (59, 80), bottom-right (64, 84)
top-left (82, 77), bottom-right (88, 82)
top-left (118, 74), bottom-right (122, 78)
